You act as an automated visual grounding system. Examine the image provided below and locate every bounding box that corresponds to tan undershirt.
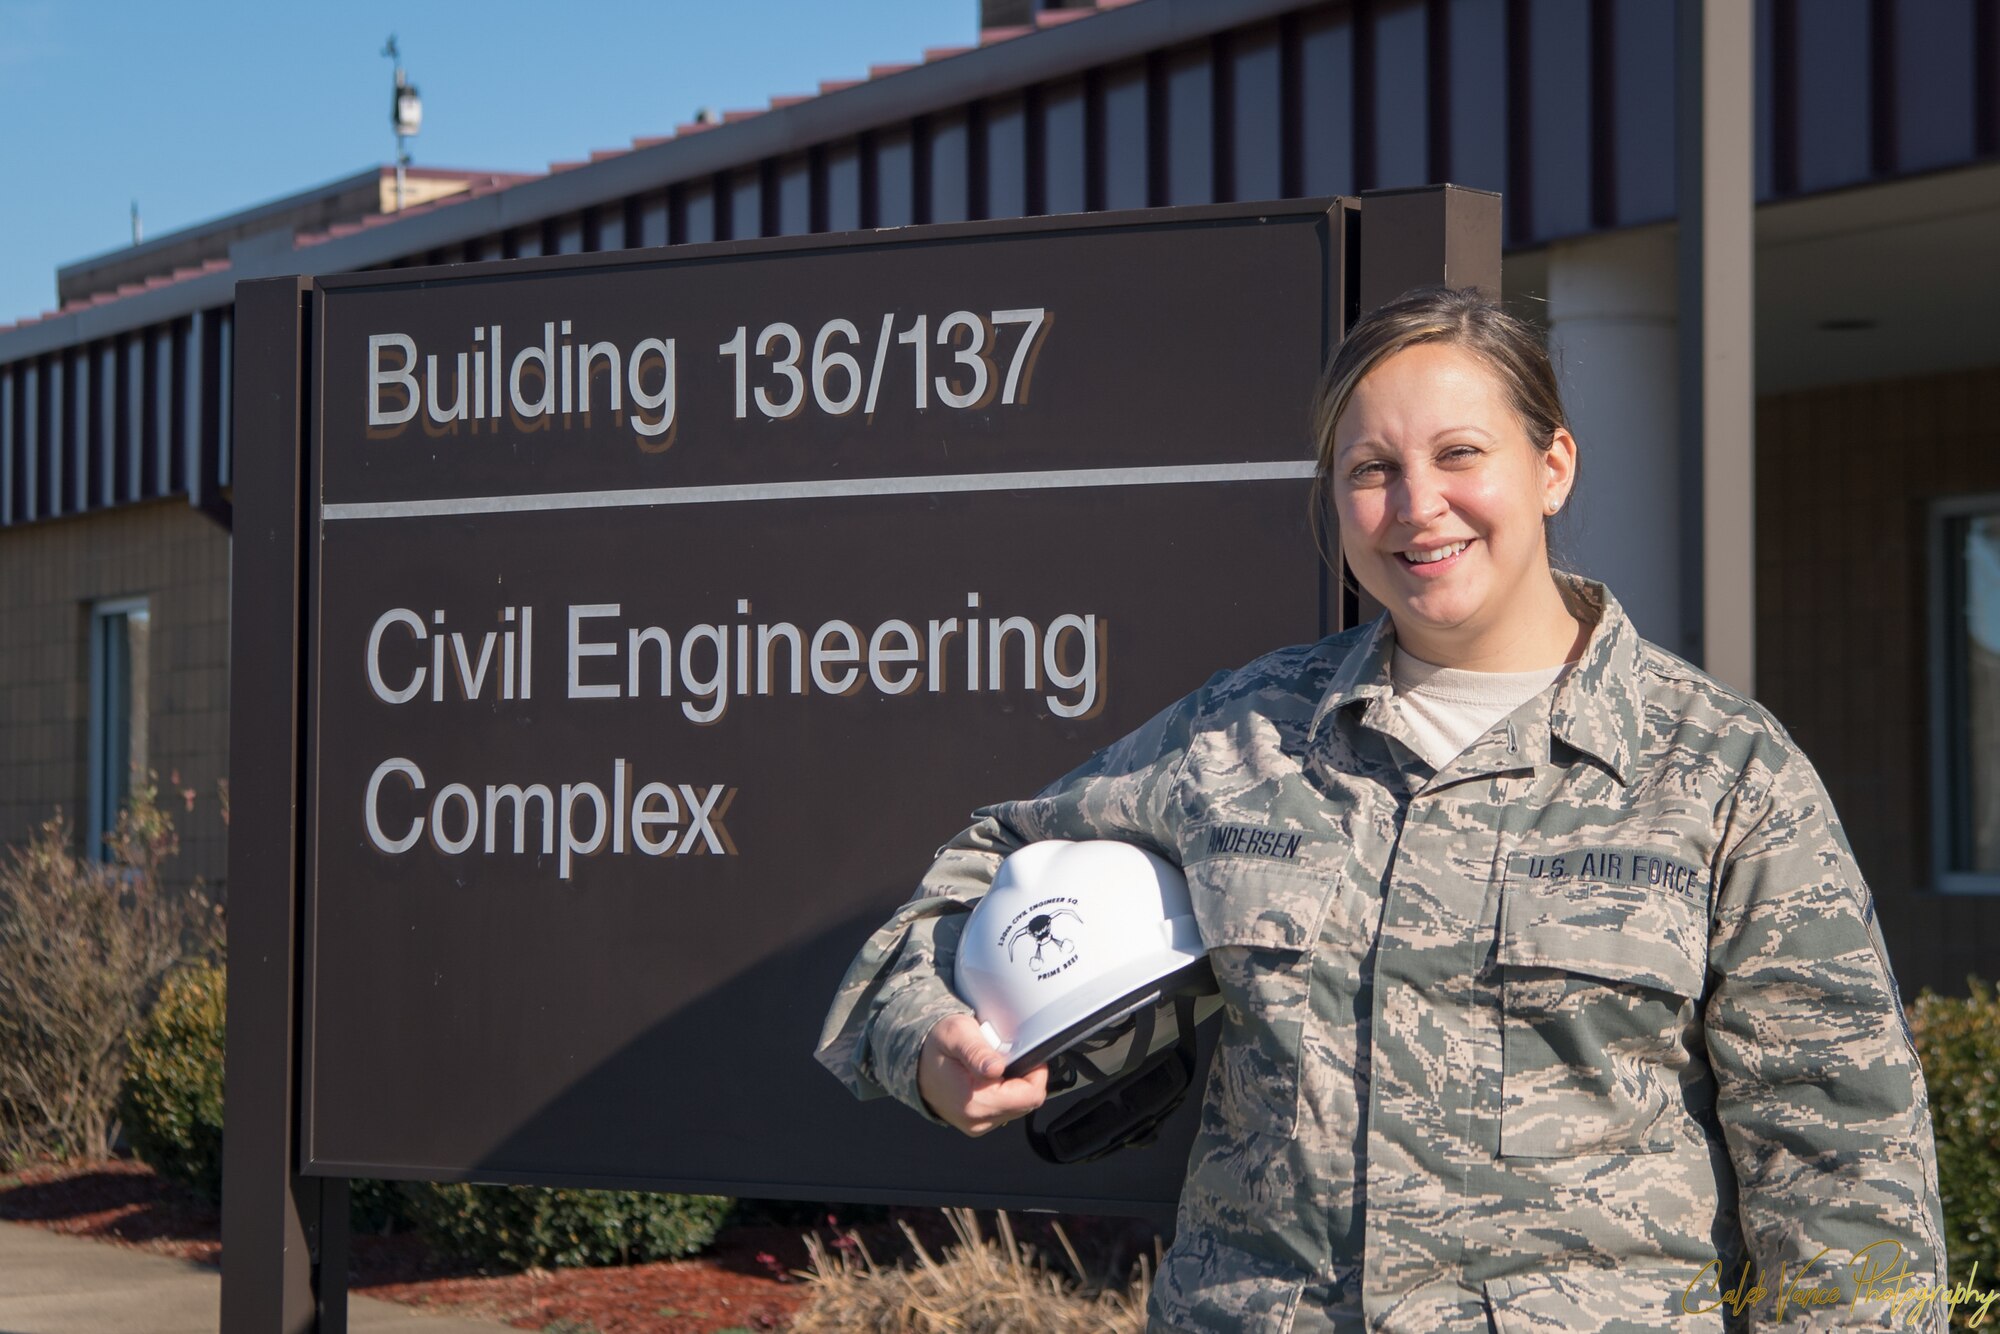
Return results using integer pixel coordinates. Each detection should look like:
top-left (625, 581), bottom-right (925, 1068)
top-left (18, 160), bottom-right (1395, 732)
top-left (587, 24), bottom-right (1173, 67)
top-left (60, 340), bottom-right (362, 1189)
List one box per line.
top-left (1389, 646), bottom-right (1573, 770)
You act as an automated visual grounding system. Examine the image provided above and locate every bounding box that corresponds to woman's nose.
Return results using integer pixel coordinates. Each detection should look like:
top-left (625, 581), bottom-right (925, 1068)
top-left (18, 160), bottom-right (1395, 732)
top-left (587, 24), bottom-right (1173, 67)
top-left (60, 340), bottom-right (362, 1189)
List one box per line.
top-left (1394, 468), bottom-right (1448, 526)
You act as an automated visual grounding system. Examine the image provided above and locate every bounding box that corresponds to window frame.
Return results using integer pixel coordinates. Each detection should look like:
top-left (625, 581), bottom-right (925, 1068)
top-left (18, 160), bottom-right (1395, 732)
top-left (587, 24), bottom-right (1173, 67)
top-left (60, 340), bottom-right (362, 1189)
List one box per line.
top-left (1929, 493), bottom-right (2000, 893)
top-left (87, 594), bottom-right (150, 861)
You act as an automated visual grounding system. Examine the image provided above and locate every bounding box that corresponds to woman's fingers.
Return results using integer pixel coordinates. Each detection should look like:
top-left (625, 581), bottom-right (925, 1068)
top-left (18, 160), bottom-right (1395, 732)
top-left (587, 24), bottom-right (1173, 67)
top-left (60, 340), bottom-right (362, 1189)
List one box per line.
top-left (963, 1062), bottom-right (1049, 1133)
top-left (963, 1061), bottom-right (1050, 1137)
top-left (919, 1015), bottom-right (1051, 1136)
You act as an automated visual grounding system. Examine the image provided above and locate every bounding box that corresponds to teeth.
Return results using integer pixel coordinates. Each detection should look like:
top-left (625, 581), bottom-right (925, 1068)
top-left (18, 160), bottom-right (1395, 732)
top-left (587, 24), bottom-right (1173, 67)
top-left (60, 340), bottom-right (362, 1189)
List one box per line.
top-left (1405, 541), bottom-right (1468, 564)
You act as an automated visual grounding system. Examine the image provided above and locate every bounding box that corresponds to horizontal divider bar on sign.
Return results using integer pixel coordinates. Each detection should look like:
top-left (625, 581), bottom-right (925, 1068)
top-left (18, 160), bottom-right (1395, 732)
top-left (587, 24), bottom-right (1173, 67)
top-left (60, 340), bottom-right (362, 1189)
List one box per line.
top-left (319, 460), bottom-right (1320, 521)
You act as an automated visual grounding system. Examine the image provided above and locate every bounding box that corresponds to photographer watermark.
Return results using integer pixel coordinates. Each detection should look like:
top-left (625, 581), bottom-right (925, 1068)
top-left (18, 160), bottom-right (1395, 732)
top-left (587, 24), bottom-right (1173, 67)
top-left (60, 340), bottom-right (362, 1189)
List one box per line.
top-left (1683, 1241), bottom-right (1999, 1326)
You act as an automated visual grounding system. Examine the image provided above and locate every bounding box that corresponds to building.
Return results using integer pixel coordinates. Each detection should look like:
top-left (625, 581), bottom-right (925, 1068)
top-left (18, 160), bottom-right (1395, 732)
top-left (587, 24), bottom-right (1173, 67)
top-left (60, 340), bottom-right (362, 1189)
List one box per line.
top-left (1, 164), bottom-right (525, 883)
top-left (2, 0), bottom-right (1997, 992)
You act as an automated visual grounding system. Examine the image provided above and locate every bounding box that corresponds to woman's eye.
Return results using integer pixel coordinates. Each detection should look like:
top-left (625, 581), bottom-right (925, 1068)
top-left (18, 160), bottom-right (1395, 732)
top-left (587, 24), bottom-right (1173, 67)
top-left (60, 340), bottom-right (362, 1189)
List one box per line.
top-left (1441, 445), bottom-right (1481, 463)
top-left (1350, 461), bottom-right (1390, 482)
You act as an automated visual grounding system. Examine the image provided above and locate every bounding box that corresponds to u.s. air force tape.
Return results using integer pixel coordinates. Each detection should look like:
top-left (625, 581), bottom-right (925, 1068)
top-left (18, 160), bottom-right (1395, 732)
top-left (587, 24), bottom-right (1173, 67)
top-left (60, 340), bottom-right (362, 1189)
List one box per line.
top-left (1509, 845), bottom-right (1707, 898)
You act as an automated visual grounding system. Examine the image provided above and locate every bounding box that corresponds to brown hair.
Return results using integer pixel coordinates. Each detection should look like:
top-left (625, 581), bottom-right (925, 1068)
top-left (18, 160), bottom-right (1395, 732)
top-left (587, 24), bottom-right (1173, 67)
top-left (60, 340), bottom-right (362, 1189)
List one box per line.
top-left (1308, 285), bottom-right (1577, 575)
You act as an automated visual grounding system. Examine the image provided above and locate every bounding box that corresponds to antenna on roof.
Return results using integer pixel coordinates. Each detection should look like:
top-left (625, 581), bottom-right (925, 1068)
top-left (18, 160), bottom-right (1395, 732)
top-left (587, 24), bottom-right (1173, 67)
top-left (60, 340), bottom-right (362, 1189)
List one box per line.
top-left (381, 35), bottom-right (423, 211)
top-left (130, 201), bottom-right (142, 246)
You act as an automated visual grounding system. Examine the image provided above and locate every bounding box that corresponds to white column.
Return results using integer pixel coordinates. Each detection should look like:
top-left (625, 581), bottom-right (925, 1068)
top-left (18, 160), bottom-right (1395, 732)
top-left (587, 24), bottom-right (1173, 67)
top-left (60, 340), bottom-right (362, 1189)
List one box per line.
top-left (1679, 0), bottom-right (1758, 696)
top-left (1543, 223), bottom-right (1687, 657)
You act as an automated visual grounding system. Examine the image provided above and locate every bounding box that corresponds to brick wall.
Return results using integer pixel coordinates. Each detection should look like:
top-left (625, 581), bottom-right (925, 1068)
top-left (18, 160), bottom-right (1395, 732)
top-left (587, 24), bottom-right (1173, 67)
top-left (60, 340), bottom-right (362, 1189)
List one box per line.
top-left (0, 500), bottom-right (229, 892)
top-left (1757, 362), bottom-right (2000, 998)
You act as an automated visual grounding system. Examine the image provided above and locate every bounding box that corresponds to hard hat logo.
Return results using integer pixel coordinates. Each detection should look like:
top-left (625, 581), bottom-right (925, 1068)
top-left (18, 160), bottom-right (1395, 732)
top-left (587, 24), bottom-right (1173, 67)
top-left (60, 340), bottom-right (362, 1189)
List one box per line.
top-left (1007, 905), bottom-right (1083, 973)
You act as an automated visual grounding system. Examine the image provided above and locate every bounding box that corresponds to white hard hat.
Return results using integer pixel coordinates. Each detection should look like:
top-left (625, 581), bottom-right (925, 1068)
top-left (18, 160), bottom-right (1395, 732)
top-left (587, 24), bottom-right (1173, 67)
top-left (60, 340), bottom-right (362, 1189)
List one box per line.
top-left (953, 840), bottom-right (1221, 1162)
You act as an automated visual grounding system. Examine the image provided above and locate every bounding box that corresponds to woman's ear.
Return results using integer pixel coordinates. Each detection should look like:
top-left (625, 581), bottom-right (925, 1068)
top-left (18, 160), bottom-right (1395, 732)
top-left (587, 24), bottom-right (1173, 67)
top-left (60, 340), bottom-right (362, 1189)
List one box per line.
top-left (1542, 427), bottom-right (1578, 514)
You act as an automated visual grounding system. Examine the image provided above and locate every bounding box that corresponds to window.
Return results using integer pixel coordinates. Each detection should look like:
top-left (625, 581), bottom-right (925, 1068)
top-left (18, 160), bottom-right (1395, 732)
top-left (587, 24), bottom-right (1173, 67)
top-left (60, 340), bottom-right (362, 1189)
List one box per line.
top-left (87, 596), bottom-right (149, 859)
top-left (1932, 498), bottom-right (2000, 890)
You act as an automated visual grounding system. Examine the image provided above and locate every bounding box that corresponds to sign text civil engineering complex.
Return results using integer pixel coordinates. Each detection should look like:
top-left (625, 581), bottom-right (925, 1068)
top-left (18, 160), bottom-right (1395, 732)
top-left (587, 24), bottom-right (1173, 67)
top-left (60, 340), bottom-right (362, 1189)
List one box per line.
top-left (357, 594), bottom-right (1104, 881)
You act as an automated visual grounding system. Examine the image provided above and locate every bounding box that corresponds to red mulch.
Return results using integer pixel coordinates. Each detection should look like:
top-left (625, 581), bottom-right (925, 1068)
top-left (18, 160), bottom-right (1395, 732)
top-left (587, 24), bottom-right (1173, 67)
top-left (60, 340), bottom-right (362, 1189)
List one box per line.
top-left (0, 1158), bottom-right (813, 1332)
top-left (351, 1221), bottom-right (818, 1332)
top-left (0, 1159), bottom-right (1165, 1333)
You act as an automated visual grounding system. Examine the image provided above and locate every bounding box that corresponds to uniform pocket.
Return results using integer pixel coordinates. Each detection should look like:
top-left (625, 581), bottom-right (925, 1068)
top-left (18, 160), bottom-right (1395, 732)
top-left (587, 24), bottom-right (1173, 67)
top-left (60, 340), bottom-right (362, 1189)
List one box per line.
top-left (1184, 854), bottom-right (1331, 1141)
top-left (1495, 872), bottom-right (1707, 1158)
top-left (1484, 1263), bottom-right (1728, 1333)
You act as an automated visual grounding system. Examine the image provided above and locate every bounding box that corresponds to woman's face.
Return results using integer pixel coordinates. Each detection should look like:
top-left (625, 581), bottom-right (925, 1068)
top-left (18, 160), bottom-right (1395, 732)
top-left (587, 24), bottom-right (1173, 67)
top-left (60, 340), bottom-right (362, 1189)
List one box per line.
top-left (1329, 341), bottom-right (1575, 662)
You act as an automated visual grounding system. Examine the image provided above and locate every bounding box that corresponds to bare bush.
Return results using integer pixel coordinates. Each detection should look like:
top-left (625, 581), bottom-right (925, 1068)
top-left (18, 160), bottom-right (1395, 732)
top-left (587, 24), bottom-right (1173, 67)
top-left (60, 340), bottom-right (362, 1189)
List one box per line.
top-left (789, 1208), bottom-right (1154, 1334)
top-left (0, 780), bottom-right (219, 1167)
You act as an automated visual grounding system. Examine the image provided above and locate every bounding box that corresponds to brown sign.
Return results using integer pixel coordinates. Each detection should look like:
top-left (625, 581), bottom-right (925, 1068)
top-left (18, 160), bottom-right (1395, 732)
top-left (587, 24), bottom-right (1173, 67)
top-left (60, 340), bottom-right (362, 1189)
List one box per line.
top-left (300, 204), bottom-right (1348, 1211)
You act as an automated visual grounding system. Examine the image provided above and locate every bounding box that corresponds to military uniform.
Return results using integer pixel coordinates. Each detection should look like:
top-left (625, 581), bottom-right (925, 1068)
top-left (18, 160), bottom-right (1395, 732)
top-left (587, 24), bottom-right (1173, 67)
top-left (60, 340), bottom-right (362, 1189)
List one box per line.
top-left (816, 572), bottom-right (1948, 1332)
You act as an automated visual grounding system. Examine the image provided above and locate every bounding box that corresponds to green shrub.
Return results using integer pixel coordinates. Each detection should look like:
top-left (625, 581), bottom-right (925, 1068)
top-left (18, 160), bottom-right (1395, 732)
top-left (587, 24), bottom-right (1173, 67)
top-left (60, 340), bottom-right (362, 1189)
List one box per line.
top-left (399, 1181), bottom-right (732, 1272)
top-left (119, 961), bottom-right (226, 1200)
top-left (1911, 978), bottom-right (2000, 1289)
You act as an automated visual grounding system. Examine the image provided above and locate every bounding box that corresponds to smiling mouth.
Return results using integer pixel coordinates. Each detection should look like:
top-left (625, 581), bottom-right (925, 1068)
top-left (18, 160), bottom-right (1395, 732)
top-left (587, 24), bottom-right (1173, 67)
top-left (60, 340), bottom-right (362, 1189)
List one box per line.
top-left (1398, 539), bottom-right (1472, 567)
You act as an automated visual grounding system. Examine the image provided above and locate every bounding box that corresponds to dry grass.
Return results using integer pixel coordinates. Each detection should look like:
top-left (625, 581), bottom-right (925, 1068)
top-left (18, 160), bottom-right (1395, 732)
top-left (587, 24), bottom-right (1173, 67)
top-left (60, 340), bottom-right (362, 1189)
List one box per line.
top-left (788, 1208), bottom-right (1154, 1334)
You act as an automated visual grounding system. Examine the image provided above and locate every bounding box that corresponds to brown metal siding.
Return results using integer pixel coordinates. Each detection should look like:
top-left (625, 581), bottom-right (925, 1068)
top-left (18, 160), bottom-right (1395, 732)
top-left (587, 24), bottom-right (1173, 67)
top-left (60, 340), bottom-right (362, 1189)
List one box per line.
top-left (1370, 0), bottom-right (1432, 192)
top-left (1610, 0), bottom-right (1676, 222)
top-left (929, 110), bottom-right (975, 220)
top-left (1100, 61), bottom-right (1148, 208)
top-left (1230, 22), bottom-right (1287, 200)
top-left (1895, 0), bottom-right (1979, 173)
top-left (19, 364), bottom-right (39, 522)
top-left (1300, 6), bottom-right (1358, 194)
top-left (1441, 0), bottom-right (1502, 195)
top-left (0, 306), bottom-right (233, 530)
top-left (1794, 0), bottom-right (1876, 192)
top-left (1757, 364), bottom-right (2000, 1000)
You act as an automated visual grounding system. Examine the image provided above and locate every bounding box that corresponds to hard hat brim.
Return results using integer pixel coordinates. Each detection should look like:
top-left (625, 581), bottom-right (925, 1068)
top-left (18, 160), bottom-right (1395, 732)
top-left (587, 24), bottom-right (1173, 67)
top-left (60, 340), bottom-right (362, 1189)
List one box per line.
top-left (1000, 954), bottom-right (1217, 1080)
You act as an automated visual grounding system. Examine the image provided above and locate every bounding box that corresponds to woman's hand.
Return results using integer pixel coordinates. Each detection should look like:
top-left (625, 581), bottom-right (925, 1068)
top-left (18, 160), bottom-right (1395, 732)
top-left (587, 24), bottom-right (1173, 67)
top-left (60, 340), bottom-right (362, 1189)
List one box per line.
top-left (918, 1013), bottom-right (1049, 1136)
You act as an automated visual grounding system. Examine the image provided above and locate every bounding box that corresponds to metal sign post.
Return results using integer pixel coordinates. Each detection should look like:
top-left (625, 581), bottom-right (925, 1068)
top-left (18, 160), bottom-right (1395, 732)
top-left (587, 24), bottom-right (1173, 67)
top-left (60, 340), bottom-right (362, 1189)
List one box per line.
top-left (223, 184), bottom-right (1499, 1332)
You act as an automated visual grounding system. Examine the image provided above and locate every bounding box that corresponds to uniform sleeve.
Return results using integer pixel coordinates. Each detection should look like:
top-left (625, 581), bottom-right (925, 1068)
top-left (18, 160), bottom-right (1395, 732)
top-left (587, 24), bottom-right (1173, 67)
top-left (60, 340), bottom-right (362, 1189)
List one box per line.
top-left (1703, 738), bottom-right (1949, 1330)
top-left (812, 669), bottom-right (1226, 1125)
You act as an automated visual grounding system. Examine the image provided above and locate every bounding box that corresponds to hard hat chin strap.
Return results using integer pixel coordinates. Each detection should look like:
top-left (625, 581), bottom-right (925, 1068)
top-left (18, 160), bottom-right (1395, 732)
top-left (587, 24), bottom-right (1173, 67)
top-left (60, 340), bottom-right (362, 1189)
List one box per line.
top-left (1025, 993), bottom-right (1200, 1166)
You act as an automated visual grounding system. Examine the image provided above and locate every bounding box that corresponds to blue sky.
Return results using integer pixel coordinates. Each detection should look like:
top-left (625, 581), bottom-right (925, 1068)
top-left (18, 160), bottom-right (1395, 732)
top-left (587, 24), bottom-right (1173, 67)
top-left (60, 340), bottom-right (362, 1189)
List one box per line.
top-left (0, 1), bottom-right (980, 324)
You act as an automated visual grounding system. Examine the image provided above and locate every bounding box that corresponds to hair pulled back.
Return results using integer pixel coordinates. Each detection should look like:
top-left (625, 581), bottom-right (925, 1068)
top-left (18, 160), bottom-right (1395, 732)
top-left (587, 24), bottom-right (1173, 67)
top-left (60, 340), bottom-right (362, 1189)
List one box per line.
top-left (1308, 286), bottom-right (1576, 574)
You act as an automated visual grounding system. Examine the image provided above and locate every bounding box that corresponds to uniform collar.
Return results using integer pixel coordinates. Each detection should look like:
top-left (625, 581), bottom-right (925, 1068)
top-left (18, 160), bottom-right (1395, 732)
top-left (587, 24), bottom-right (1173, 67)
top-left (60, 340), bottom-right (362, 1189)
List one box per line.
top-left (1543, 573), bottom-right (1644, 784)
top-left (1308, 570), bottom-right (1643, 785)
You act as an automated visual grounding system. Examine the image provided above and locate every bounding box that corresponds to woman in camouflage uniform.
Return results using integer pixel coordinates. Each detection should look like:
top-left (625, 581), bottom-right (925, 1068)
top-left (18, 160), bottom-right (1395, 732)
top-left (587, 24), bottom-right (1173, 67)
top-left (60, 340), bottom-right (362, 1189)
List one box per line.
top-left (817, 287), bottom-right (1947, 1332)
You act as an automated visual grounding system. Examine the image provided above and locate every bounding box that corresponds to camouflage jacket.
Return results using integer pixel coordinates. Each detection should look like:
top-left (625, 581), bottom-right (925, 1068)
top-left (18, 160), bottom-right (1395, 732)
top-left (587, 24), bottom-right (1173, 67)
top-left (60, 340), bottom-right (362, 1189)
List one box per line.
top-left (815, 572), bottom-right (1948, 1333)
